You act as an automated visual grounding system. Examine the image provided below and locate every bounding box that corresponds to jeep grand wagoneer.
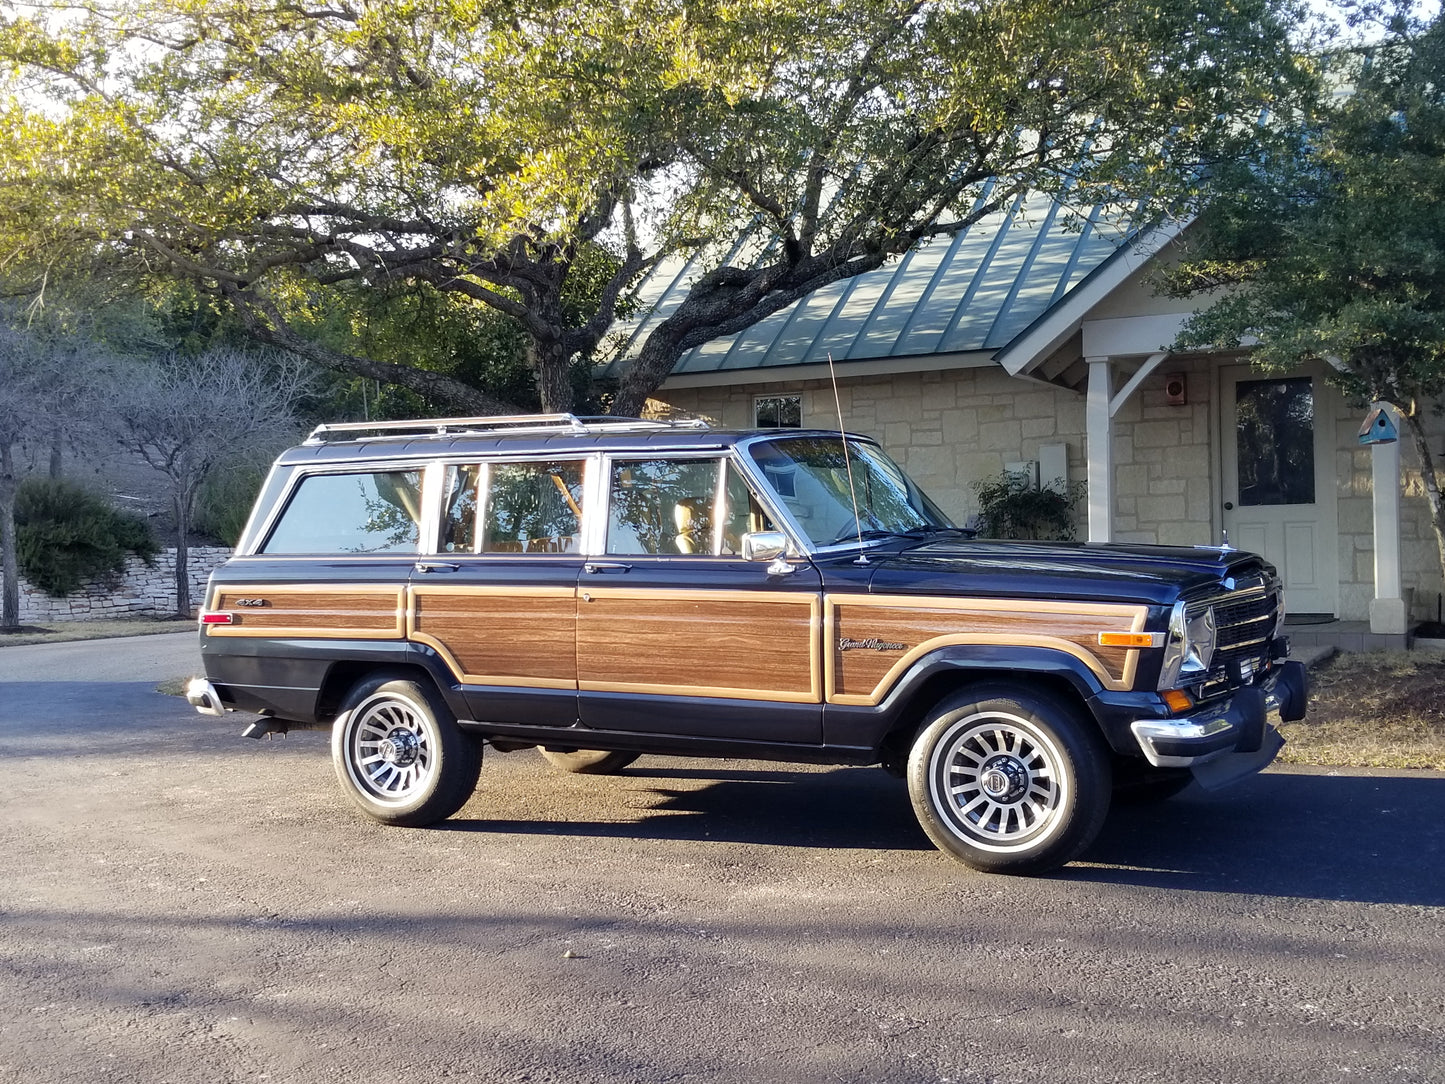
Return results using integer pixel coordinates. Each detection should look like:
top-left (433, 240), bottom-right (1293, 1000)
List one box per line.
top-left (188, 414), bottom-right (1307, 874)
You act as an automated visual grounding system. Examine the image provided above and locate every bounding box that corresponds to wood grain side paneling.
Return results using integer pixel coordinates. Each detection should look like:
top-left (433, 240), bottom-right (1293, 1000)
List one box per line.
top-left (206, 585), bottom-right (405, 638)
top-left (410, 586), bottom-right (576, 690)
top-left (579, 588), bottom-right (820, 702)
top-left (826, 595), bottom-right (1151, 704)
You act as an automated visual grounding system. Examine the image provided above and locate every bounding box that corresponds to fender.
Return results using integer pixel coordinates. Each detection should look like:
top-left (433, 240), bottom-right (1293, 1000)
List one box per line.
top-left (823, 643), bottom-right (1110, 752)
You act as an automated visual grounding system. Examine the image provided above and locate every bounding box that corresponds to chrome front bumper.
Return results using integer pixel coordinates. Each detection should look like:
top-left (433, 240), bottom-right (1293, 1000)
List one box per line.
top-left (1129, 660), bottom-right (1308, 774)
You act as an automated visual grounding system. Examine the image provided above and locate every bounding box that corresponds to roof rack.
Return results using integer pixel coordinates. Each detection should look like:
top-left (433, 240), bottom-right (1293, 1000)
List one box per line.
top-left (303, 413), bottom-right (710, 445)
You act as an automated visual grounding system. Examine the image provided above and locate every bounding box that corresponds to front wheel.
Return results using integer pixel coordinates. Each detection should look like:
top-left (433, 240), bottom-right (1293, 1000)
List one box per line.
top-left (539, 748), bottom-right (640, 774)
top-left (906, 685), bottom-right (1110, 875)
top-left (332, 675), bottom-right (481, 827)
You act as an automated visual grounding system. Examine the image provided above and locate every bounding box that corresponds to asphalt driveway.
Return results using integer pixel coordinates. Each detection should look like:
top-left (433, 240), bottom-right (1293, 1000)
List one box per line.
top-left (1, 633), bottom-right (1442, 1083)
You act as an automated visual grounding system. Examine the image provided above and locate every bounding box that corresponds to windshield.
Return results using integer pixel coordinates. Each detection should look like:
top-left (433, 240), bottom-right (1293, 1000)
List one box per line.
top-left (745, 436), bottom-right (954, 549)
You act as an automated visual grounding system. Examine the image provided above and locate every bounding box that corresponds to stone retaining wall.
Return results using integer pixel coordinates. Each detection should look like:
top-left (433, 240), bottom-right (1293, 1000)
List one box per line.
top-left (18, 547), bottom-right (233, 623)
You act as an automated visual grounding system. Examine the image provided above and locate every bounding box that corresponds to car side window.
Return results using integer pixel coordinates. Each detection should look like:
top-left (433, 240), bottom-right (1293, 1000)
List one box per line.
top-left (606, 458), bottom-right (773, 556)
top-left (261, 470), bottom-right (424, 554)
top-left (443, 461), bottom-right (585, 554)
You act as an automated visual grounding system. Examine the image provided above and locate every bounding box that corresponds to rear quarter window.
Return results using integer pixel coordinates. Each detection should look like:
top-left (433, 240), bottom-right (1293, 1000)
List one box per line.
top-left (260, 470), bottom-right (424, 554)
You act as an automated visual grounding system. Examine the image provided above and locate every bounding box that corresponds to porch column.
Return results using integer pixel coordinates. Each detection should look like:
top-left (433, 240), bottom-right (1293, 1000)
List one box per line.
top-left (1086, 357), bottom-right (1113, 543)
top-left (1369, 403), bottom-right (1407, 635)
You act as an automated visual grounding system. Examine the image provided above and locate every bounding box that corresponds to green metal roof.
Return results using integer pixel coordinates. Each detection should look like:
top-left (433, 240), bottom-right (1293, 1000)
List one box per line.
top-left (613, 191), bottom-right (1134, 377)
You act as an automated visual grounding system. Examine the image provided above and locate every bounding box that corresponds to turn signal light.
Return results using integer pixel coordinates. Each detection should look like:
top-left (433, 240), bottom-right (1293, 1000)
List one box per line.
top-left (1098, 632), bottom-right (1162, 648)
top-left (1162, 689), bottom-right (1194, 713)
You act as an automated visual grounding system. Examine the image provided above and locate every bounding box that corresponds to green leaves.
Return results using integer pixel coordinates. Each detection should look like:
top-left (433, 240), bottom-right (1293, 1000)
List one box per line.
top-left (1, 0), bottom-right (1315, 414)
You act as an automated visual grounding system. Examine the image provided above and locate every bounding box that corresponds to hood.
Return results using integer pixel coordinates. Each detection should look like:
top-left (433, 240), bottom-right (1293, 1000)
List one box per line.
top-left (860, 538), bottom-right (1274, 608)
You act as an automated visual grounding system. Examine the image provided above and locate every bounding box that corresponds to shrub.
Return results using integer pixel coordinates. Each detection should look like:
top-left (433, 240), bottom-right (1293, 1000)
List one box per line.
top-left (972, 471), bottom-right (1086, 541)
top-left (193, 463), bottom-right (268, 547)
top-left (15, 478), bottom-right (159, 597)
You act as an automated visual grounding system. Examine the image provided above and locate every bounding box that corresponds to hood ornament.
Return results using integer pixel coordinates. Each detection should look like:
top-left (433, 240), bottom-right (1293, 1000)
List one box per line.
top-left (1218, 529), bottom-right (1235, 554)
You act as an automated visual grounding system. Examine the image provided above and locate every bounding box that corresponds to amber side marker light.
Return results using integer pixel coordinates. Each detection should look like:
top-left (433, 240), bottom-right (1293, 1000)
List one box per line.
top-left (1097, 632), bottom-right (1161, 648)
top-left (200, 612), bottom-right (234, 625)
top-left (1162, 689), bottom-right (1194, 713)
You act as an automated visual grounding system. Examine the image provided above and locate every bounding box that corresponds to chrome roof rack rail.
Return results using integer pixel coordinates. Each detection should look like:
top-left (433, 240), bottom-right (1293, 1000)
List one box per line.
top-left (303, 413), bottom-right (710, 445)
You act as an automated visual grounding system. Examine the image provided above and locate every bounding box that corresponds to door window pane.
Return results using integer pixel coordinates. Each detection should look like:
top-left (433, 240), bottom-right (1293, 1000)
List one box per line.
top-left (608, 458), bottom-right (722, 555)
top-left (480, 461), bottom-right (586, 553)
top-left (262, 470), bottom-right (424, 554)
top-left (1236, 378), bottom-right (1315, 506)
top-left (441, 464), bottom-right (481, 553)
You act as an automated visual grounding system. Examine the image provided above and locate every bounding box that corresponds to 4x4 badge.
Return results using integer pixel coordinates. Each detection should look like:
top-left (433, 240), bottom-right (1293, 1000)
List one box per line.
top-left (838, 637), bottom-right (906, 652)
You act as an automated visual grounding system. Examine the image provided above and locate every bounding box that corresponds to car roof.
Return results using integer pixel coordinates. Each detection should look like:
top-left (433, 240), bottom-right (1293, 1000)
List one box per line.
top-left (275, 416), bottom-right (868, 467)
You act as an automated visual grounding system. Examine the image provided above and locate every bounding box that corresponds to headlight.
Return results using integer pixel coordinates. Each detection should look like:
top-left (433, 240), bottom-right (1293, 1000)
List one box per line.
top-left (1159, 601), bottom-right (1218, 689)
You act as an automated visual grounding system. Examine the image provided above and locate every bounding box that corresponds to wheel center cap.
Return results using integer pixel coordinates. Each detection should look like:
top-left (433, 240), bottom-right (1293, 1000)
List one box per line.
top-left (980, 756), bottom-right (1027, 801)
top-left (379, 730), bottom-right (420, 767)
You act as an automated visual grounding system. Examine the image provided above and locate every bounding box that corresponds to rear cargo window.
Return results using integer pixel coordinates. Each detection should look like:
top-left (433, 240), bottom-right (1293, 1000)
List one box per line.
top-left (261, 470), bottom-right (424, 554)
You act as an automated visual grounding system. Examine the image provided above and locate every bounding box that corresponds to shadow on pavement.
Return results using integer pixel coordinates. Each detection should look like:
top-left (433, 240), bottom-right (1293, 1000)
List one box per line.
top-left (448, 764), bottom-right (1445, 907)
top-left (1069, 770), bottom-right (1445, 906)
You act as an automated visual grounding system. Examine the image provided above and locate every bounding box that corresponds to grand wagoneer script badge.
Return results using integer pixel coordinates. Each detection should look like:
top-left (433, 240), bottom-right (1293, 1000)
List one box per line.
top-left (838, 637), bottom-right (907, 652)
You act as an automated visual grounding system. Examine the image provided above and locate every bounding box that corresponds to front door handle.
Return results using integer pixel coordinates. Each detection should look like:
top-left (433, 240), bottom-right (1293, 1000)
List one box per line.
top-left (414, 561), bottom-right (460, 574)
top-left (584, 562), bottom-right (633, 574)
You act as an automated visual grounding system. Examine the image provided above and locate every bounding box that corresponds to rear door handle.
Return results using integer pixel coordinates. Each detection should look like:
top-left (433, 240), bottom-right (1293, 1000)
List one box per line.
top-left (583, 562), bottom-right (632, 574)
top-left (414, 562), bottom-right (460, 574)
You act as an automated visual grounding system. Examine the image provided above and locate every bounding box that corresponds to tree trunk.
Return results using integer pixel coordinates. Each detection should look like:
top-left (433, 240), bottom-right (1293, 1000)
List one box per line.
top-left (49, 432), bottom-right (62, 479)
top-left (172, 486), bottom-right (193, 619)
top-left (611, 323), bottom-right (686, 418)
top-left (0, 443), bottom-right (19, 630)
top-left (1402, 409), bottom-right (1445, 590)
top-left (530, 339), bottom-right (575, 415)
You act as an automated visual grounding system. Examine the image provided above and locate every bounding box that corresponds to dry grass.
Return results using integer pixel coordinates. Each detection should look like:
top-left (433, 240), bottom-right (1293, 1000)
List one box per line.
top-left (0, 616), bottom-right (193, 647)
top-left (1281, 650), bottom-right (1445, 770)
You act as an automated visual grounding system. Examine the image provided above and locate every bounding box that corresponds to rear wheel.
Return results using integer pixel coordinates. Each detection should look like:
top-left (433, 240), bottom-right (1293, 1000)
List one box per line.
top-left (539, 748), bottom-right (640, 775)
top-left (332, 675), bottom-right (481, 826)
top-left (906, 685), bottom-right (1110, 875)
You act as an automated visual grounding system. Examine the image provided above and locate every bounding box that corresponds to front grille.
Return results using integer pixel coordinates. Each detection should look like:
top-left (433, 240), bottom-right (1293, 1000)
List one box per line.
top-left (1192, 587), bottom-right (1280, 699)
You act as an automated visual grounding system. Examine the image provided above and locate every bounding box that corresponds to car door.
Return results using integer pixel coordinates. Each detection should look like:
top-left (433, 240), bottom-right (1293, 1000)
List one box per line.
top-left (576, 454), bottom-right (823, 743)
top-left (407, 457), bottom-right (589, 726)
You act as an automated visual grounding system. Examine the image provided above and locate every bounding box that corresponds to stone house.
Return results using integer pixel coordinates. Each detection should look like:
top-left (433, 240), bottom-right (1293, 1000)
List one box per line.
top-left (616, 195), bottom-right (1444, 648)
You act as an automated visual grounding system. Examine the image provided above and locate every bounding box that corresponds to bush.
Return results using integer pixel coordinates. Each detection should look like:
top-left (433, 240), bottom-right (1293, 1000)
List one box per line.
top-left (15, 478), bottom-right (159, 597)
top-left (193, 464), bottom-right (268, 547)
top-left (972, 471), bottom-right (1086, 541)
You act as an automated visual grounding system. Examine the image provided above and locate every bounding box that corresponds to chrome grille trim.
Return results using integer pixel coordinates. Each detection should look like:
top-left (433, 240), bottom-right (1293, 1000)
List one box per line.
top-left (1191, 581), bottom-right (1282, 699)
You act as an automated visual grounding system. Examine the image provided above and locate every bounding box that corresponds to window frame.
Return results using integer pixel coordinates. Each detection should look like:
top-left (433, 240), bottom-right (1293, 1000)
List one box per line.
top-left (253, 462), bottom-right (433, 558)
top-left (753, 393), bottom-right (803, 429)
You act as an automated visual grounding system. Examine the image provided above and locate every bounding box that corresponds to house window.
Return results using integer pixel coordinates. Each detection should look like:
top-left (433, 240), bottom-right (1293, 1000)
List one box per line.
top-left (754, 394), bottom-right (802, 429)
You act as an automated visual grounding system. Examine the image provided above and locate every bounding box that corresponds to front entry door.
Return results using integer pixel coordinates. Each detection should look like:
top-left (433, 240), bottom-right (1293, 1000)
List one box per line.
top-left (577, 454), bottom-right (823, 743)
top-left (1221, 366), bottom-right (1339, 616)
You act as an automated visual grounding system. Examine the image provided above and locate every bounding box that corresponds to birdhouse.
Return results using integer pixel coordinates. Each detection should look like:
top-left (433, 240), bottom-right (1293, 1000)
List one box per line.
top-left (1358, 406), bottom-right (1398, 446)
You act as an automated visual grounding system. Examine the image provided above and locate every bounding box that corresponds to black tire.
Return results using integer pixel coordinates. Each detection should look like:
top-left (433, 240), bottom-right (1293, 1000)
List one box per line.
top-left (539, 748), bottom-right (640, 775)
top-left (331, 675), bottom-right (482, 827)
top-left (906, 684), bottom-right (1111, 875)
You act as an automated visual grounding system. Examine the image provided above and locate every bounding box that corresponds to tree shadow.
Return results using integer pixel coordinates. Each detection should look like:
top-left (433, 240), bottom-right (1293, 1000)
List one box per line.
top-left (446, 763), bottom-right (1445, 906)
top-left (1066, 770), bottom-right (1445, 906)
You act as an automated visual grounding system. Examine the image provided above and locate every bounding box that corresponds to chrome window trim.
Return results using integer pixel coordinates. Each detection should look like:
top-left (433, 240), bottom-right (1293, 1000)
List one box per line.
top-left (251, 461), bottom-right (434, 557)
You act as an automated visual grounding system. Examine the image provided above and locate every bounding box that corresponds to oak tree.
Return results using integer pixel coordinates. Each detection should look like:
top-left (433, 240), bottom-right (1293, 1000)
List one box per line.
top-left (1169, 8), bottom-right (1445, 581)
top-left (1, 0), bottom-right (1316, 415)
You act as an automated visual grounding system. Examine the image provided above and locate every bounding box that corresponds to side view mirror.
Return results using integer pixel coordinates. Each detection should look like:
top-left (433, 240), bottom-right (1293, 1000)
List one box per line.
top-left (741, 531), bottom-right (789, 562)
top-left (741, 531), bottom-right (798, 576)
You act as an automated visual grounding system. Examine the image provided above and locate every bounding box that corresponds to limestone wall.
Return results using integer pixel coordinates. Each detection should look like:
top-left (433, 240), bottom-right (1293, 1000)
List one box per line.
top-left (18, 547), bottom-right (232, 623)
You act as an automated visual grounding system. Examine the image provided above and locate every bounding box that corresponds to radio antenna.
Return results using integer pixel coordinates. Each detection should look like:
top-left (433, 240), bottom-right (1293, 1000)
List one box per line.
top-left (826, 352), bottom-right (869, 565)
